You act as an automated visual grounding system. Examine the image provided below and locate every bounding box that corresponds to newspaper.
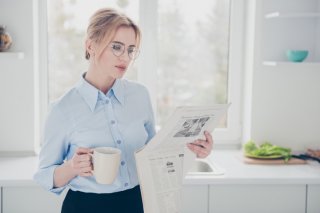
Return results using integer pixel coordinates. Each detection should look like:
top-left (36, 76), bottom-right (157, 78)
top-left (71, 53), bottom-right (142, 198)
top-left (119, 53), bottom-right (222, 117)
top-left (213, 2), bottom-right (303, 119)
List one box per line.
top-left (135, 104), bottom-right (230, 213)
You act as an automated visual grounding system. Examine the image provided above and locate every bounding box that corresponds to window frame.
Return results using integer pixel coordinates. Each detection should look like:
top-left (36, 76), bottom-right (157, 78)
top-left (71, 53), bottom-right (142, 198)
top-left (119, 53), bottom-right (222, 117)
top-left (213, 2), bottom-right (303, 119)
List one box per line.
top-left (138, 0), bottom-right (244, 146)
top-left (37, 0), bottom-right (49, 151)
top-left (38, 0), bottom-right (244, 148)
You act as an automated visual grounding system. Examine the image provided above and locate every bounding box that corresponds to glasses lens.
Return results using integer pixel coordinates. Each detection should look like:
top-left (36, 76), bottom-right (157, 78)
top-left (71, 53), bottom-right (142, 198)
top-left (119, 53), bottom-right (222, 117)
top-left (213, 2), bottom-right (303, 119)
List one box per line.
top-left (128, 47), bottom-right (140, 59)
top-left (111, 43), bottom-right (125, 57)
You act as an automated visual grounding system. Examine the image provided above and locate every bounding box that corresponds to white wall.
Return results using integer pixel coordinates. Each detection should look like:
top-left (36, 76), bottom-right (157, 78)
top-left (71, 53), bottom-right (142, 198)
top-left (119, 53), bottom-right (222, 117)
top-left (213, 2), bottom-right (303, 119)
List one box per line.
top-left (317, 1), bottom-right (320, 59)
top-left (244, 0), bottom-right (320, 151)
top-left (0, 0), bottom-right (38, 154)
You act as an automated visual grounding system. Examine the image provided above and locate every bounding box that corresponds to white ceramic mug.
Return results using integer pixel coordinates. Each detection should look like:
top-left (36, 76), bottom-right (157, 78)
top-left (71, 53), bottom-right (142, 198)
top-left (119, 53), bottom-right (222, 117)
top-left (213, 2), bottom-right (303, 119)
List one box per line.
top-left (91, 147), bottom-right (121, 184)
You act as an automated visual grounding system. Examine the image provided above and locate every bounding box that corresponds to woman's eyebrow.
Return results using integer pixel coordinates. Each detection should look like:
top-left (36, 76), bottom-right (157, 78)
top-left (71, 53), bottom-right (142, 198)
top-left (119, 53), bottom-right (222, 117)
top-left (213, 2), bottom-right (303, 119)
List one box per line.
top-left (112, 41), bottom-right (136, 47)
top-left (111, 41), bottom-right (124, 45)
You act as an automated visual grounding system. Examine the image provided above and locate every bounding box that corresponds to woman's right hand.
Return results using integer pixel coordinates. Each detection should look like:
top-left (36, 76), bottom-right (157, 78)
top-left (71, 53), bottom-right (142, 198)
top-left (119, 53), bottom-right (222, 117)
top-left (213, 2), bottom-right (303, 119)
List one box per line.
top-left (307, 149), bottom-right (320, 158)
top-left (68, 147), bottom-right (93, 177)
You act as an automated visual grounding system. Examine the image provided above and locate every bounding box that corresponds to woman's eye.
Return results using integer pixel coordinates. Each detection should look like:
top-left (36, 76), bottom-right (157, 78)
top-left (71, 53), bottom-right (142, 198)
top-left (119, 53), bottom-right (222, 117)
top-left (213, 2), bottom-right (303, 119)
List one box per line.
top-left (128, 47), bottom-right (135, 54)
top-left (112, 44), bottom-right (122, 51)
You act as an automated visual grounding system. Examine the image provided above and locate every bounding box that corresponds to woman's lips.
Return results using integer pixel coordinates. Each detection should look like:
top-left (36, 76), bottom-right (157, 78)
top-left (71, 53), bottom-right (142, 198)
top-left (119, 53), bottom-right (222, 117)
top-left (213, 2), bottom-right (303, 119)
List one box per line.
top-left (115, 65), bottom-right (127, 72)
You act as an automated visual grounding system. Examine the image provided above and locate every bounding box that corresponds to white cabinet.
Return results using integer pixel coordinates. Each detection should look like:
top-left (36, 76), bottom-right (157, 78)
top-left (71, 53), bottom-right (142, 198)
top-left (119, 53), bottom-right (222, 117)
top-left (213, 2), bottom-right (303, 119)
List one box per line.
top-left (307, 184), bottom-right (320, 213)
top-left (209, 184), bottom-right (306, 213)
top-left (2, 186), bottom-right (66, 213)
top-left (0, 52), bottom-right (25, 60)
top-left (181, 185), bottom-right (208, 213)
top-left (0, 184), bottom-right (317, 213)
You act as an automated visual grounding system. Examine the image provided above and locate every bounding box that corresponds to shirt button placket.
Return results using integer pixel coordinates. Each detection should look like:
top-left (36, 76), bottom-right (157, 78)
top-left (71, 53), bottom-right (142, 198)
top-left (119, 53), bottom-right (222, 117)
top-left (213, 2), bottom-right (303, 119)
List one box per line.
top-left (107, 99), bottom-right (130, 188)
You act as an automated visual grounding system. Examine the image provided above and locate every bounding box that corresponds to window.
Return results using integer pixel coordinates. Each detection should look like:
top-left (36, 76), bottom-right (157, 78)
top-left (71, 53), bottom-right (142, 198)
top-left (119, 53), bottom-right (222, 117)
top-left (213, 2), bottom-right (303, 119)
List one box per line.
top-left (46, 0), bottom-right (140, 102)
top-left (42, 0), bottom-right (243, 145)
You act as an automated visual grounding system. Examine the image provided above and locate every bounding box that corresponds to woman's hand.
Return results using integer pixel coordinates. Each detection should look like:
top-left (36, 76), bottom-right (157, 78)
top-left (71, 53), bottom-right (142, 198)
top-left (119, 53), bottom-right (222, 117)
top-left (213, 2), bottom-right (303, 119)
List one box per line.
top-left (67, 147), bottom-right (93, 177)
top-left (53, 147), bottom-right (93, 188)
top-left (187, 131), bottom-right (213, 158)
top-left (307, 149), bottom-right (320, 158)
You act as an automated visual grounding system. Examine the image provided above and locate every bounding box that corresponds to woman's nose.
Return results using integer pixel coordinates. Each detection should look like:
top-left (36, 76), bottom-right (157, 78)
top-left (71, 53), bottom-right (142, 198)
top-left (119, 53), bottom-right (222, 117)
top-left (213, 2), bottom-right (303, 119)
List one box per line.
top-left (119, 51), bottom-right (131, 62)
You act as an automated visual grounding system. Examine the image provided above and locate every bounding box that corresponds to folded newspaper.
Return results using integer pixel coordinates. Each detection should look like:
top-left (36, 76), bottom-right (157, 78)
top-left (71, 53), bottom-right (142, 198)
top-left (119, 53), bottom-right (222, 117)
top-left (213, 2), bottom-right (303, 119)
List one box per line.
top-left (135, 104), bottom-right (230, 213)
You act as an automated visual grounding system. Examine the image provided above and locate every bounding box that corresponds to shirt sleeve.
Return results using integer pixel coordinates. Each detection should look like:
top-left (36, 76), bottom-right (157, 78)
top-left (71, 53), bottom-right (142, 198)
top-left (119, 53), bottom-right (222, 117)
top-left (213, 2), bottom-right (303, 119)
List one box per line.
top-left (144, 89), bottom-right (156, 143)
top-left (33, 104), bottom-right (70, 195)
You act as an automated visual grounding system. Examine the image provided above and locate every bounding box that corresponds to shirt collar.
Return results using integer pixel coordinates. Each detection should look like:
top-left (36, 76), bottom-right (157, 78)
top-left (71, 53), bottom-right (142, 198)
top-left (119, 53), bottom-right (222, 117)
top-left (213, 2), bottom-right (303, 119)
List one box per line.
top-left (109, 78), bottom-right (125, 105)
top-left (76, 73), bottom-right (125, 112)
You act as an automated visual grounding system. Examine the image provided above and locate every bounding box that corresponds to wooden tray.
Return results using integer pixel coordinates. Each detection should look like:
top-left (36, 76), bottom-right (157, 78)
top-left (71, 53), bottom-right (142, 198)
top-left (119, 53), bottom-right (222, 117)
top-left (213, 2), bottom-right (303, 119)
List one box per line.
top-left (243, 157), bottom-right (307, 165)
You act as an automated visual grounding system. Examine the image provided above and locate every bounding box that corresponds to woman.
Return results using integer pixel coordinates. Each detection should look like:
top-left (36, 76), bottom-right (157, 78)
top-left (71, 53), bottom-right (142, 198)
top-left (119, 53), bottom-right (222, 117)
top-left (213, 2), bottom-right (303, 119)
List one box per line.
top-left (34, 8), bottom-right (213, 213)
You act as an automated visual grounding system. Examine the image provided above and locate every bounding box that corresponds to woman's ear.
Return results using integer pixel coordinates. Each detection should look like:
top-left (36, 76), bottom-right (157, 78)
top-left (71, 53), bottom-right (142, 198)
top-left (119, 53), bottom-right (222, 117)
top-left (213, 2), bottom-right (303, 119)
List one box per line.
top-left (85, 39), bottom-right (96, 57)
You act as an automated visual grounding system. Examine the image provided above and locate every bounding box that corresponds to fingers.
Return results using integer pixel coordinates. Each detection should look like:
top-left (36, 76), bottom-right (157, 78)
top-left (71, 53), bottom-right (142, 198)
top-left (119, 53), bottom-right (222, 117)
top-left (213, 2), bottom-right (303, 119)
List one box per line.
top-left (187, 131), bottom-right (213, 158)
top-left (77, 153), bottom-right (91, 162)
top-left (76, 161), bottom-right (91, 168)
top-left (191, 139), bottom-right (210, 149)
top-left (70, 147), bottom-right (93, 176)
top-left (204, 131), bottom-right (213, 145)
top-left (81, 171), bottom-right (93, 177)
top-left (76, 147), bottom-right (93, 155)
top-left (187, 143), bottom-right (209, 158)
top-left (79, 166), bottom-right (93, 177)
top-left (307, 149), bottom-right (320, 158)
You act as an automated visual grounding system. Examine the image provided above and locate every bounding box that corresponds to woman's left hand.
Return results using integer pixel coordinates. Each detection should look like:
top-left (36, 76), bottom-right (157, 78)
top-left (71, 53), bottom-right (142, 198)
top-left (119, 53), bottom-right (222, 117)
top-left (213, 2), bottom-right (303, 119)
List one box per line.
top-left (187, 131), bottom-right (213, 158)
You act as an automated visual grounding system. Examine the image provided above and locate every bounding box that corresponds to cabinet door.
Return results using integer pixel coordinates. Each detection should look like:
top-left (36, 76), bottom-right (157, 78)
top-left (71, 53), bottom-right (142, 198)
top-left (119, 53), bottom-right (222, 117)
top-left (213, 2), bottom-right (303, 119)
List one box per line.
top-left (3, 186), bottom-right (66, 213)
top-left (181, 185), bottom-right (208, 213)
top-left (209, 184), bottom-right (306, 213)
top-left (307, 184), bottom-right (320, 213)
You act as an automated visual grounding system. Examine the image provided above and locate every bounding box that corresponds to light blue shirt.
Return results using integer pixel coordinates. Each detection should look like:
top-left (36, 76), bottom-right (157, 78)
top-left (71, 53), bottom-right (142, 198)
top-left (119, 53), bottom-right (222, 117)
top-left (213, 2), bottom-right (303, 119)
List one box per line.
top-left (34, 75), bottom-right (156, 195)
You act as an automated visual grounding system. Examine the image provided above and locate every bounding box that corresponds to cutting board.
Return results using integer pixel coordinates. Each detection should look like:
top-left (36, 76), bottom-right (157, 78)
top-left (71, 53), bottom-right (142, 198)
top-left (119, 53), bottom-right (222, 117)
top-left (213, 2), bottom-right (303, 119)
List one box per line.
top-left (243, 157), bottom-right (307, 165)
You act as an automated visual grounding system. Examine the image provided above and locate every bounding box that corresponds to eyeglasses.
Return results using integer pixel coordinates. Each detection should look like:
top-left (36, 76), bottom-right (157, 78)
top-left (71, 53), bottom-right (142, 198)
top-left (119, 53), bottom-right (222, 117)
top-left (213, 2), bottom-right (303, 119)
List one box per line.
top-left (109, 42), bottom-right (140, 60)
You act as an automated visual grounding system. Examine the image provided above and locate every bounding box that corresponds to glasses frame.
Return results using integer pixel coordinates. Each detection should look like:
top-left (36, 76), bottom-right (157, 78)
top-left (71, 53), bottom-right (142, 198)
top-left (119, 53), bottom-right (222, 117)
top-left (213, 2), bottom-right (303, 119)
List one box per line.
top-left (109, 41), bottom-right (140, 60)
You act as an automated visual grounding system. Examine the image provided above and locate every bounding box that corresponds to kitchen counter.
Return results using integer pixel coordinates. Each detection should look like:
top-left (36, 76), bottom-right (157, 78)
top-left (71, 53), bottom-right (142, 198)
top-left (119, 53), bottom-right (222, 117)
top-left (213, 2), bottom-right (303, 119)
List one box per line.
top-left (0, 156), bottom-right (38, 186)
top-left (184, 150), bottom-right (320, 185)
top-left (1, 150), bottom-right (320, 187)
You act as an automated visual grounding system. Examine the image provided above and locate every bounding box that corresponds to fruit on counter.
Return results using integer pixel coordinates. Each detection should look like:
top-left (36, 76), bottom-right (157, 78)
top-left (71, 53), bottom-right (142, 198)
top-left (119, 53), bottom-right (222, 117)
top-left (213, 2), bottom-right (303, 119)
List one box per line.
top-left (244, 140), bottom-right (292, 161)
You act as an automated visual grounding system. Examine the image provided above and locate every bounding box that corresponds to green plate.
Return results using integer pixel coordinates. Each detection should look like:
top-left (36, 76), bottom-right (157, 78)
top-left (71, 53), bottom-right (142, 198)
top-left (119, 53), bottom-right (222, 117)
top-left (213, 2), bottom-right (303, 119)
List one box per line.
top-left (245, 153), bottom-right (283, 159)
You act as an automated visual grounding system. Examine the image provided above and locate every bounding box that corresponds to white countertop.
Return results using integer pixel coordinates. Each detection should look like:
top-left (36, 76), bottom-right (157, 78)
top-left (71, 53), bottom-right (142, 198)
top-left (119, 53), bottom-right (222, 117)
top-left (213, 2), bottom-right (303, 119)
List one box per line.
top-left (184, 150), bottom-right (320, 185)
top-left (1, 150), bottom-right (320, 187)
top-left (0, 156), bottom-right (39, 186)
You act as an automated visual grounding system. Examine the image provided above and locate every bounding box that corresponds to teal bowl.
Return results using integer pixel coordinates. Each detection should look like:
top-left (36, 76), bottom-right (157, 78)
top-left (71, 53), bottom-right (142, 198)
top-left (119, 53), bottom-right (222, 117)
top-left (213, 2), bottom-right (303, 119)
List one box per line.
top-left (286, 50), bottom-right (308, 62)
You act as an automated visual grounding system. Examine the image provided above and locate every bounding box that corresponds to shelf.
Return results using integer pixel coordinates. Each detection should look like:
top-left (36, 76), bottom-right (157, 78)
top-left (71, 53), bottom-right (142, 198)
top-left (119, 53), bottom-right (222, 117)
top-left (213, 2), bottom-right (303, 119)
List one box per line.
top-left (0, 52), bottom-right (25, 59)
top-left (265, 12), bottom-right (320, 19)
top-left (263, 61), bottom-right (320, 66)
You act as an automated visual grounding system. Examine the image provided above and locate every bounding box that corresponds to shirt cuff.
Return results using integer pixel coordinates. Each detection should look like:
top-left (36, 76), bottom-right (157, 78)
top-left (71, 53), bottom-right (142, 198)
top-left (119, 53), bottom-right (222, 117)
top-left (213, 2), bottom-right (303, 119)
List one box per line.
top-left (33, 165), bottom-right (66, 195)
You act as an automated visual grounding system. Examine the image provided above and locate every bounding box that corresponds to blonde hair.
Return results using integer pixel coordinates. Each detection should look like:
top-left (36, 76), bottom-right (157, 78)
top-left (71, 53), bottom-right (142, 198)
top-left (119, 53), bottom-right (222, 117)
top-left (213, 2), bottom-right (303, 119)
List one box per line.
top-left (85, 8), bottom-right (141, 60)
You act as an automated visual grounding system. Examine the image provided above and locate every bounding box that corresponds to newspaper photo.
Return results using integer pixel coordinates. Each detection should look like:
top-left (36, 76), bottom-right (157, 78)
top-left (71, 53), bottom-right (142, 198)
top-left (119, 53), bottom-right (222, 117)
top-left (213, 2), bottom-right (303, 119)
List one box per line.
top-left (135, 104), bottom-right (230, 213)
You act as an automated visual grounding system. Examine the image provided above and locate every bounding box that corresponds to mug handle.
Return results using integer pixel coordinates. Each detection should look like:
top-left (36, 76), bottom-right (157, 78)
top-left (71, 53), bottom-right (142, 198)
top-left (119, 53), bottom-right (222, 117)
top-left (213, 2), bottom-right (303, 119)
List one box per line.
top-left (89, 151), bottom-right (95, 174)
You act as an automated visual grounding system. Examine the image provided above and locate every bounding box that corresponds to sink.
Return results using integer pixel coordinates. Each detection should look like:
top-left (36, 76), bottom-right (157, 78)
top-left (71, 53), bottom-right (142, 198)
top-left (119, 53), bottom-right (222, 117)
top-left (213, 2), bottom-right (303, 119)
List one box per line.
top-left (187, 159), bottom-right (225, 176)
top-left (191, 160), bottom-right (213, 172)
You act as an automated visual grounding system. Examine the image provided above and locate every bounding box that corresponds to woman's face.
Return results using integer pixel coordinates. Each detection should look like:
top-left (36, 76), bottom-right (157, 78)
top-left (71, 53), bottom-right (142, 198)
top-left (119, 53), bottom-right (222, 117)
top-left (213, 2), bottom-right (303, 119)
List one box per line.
top-left (95, 26), bottom-right (137, 79)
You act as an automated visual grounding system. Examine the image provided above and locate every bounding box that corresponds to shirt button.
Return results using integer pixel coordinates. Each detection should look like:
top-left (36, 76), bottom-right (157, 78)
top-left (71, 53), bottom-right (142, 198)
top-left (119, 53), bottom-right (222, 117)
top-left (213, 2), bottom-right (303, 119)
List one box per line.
top-left (125, 183), bottom-right (128, 187)
top-left (111, 120), bottom-right (115, 125)
top-left (117, 140), bottom-right (121, 144)
top-left (105, 99), bottom-right (109, 104)
top-left (121, 161), bottom-right (125, 166)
